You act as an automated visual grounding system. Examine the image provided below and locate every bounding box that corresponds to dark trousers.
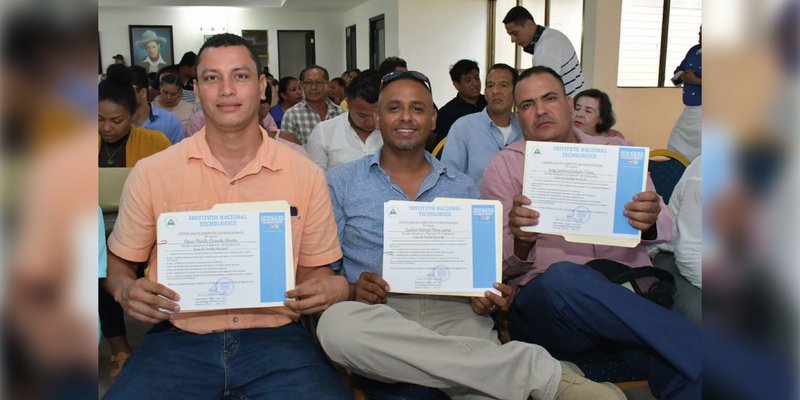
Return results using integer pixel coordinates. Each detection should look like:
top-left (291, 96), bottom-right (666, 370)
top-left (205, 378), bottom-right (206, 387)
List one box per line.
top-left (104, 321), bottom-right (353, 400)
top-left (510, 262), bottom-right (702, 400)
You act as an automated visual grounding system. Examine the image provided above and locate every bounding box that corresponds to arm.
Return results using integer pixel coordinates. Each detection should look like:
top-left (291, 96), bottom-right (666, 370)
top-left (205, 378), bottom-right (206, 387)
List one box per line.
top-left (106, 251), bottom-right (179, 324)
top-left (284, 265), bottom-right (349, 315)
top-left (305, 125), bottom-right (329, 170)
top-left (480, 156), bottom-right (536, 280)
top-left (672, 163), bottom-right (702, 287)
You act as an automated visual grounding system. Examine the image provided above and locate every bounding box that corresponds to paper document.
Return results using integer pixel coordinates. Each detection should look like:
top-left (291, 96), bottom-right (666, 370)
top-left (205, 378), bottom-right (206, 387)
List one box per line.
top-left (521, 141), bottom-right (649, 247)
top-left (156, 201), bottom-right (294, 312)
top-left (382, 198), bottom-right (502, 296)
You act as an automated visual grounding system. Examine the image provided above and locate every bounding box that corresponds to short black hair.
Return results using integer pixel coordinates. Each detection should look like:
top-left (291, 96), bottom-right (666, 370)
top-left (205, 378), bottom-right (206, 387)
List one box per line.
top-left (345, 70), bottom-right (381, 104)
top-left (330, 77), bottom-right (346, 88)
top-left (178, 51), bottom-right (196, 67)
top-left (99, 64), bottom-right (137, 115)
top-left (159, 73), bottom-right (182, 90)
top-left (378, 56), bottom-right (407, 78)
top-left (129, 65), bottom-right (149, 93)
top-left (574, 89), bottom-right (616, 133)
top-left (449, 59), bottom-right (479, 83)
top-left (196, 33), bottom-right (262, 79)
top-left (502, 6), bottom-right (535, 25)
top-left (487, 63), bottom-right (519, 84)
top-left (516, 66), bottom-right (565, 96)
top-left (300, 65), bottom-right (329, 81)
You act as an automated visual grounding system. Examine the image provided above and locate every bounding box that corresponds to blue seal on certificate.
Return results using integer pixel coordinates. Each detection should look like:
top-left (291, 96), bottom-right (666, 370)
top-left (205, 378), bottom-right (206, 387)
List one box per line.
top-left (567, 206), bottom-right (591, 223)
top-left (212, 277), bottom-right (235, 295)
top-left (432, 265), bottom-right (450, 282)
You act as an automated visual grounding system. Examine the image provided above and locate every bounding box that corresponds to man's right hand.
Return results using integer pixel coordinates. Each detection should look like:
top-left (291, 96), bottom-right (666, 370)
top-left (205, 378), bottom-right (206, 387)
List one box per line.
top-left (354, 272), bottom-right (390, 304)
top-left (117, 278), bottom-right (180, 324)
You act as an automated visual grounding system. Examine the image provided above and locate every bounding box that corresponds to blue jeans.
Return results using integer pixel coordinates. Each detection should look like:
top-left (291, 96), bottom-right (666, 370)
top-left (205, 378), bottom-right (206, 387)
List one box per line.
top-left (104, 321), bottom-right (352, 400)
top-left (510, 262), bottom-right (702, 400)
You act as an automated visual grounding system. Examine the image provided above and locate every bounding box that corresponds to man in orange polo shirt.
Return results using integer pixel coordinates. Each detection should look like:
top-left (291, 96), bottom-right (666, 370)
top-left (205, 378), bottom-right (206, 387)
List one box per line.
top-left (104, 34), bottom-right (353, 399)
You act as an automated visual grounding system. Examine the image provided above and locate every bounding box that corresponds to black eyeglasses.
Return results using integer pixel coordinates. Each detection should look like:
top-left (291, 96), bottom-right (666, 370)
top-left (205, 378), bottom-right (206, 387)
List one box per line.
top-left (380, 71), bottom-right (432, 93)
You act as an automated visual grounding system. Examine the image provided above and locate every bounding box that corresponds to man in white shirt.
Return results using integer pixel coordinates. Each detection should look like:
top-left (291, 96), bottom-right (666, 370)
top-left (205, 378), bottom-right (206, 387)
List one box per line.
top-left (653, 156), bottom-right (702, 324)
top-left (306, 71), bottom-right (383, 171)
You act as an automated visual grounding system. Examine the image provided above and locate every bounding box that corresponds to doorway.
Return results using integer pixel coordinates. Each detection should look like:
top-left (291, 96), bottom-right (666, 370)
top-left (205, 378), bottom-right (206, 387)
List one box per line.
top-left (278, 30), bottom-right (315, 78)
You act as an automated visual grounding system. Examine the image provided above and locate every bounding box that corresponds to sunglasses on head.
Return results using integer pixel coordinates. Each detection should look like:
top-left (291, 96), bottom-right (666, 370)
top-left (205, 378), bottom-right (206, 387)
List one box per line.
top-left (380, 71), bottom-right (432, 93)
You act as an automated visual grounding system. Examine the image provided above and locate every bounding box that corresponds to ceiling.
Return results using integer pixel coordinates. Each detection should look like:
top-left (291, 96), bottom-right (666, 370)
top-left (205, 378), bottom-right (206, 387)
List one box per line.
top-left (98, 0), bottom-right (370, 10)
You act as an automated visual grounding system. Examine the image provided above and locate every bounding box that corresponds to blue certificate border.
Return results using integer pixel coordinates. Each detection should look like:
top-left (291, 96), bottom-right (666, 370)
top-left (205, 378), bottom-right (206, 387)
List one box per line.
top-left (258, 212), bottom-right (287, 303)
top-left (613, 147), bottom-right (647, 235)
top-left (471, 205), bottom-right (496, 289)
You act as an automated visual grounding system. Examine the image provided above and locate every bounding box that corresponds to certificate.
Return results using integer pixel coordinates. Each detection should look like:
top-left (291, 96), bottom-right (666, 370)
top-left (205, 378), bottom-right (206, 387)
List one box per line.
top-left (156, 201), bottom-right (294, 312)
top-left (521, 141), bottom-right (649, 247)
top-left (382, 198), bottom-right (502, 296)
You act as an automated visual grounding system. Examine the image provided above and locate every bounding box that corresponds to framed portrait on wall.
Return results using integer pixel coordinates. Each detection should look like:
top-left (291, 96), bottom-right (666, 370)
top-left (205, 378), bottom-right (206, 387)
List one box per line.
top-left (129, 25), bottom-right (174, 74)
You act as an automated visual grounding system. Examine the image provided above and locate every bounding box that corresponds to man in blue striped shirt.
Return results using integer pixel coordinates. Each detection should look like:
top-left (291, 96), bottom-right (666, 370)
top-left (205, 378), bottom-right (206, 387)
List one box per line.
top-left (317, 71), bottom-right (623, 400)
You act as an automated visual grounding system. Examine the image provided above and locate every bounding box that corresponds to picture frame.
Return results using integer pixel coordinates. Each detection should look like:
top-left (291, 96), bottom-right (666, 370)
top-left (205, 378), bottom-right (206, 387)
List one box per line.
top-left (129, 25), bottom-right (174, 74)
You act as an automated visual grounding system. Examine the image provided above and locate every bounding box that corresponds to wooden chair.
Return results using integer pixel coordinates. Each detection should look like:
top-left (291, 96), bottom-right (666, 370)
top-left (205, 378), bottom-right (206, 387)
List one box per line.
top-left (431, 137), bottom-right (447, 159)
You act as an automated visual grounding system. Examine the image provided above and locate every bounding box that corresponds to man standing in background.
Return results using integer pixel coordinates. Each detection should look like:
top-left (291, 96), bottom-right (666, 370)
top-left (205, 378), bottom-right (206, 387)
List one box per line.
top-left (503, 6), bottom-right (584, 97)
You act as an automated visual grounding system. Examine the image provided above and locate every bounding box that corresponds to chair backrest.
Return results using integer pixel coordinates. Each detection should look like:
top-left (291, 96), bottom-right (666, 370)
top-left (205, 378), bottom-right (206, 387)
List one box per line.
top-left (99, 167), bottom-right (132, 213)
top-left (432, 137), bottom-right (447, 158)
top-left (648, 149), bottom-right (689, 204)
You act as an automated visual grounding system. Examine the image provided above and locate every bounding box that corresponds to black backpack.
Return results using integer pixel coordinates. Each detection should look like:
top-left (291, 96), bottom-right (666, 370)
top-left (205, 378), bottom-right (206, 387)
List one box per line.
top-left (586, 259), bottom-right (676, 309)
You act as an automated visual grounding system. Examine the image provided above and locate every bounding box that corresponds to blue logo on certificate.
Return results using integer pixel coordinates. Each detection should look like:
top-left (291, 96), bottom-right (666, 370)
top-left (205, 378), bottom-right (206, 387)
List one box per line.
top-left (260, 214), bottom-right (285, 230)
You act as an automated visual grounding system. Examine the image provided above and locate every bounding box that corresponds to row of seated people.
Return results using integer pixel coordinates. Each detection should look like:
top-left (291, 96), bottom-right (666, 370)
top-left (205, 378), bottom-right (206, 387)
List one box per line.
top-left (99, 33), bottom-right (701, 400)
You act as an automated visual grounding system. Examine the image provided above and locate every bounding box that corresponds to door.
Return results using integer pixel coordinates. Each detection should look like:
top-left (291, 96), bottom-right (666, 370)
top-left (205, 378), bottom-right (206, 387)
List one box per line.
top-left (278, 30), bottom-right (315, 78)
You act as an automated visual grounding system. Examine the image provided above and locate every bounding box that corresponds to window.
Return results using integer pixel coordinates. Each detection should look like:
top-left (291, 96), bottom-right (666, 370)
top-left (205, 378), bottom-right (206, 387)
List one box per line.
top-left (241, 30), bottom-right (268, 74)
top-left (346, 25), bottom-right (357, 71)
top-left (369, 15), bottom-right (385, 70)
top-left (617, 0), bottom-right (701, 87)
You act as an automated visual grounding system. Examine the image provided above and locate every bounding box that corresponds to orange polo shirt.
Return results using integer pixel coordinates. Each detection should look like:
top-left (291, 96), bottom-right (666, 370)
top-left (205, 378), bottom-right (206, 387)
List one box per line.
top-left (108, 126), bottom-right (342, 334)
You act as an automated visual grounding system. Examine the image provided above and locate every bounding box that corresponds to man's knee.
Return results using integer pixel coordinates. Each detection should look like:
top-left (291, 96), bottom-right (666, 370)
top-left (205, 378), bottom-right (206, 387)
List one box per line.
top-left (317, 301), bottom-right (372, 364)
top-left (537, 262), bottom-right (586, 291)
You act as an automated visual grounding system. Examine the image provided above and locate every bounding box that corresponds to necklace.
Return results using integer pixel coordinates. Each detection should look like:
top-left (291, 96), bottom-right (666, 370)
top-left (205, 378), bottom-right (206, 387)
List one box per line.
top-left (105, 145), bottom-right (124, 165)
top-left (103, 134), bottom-right (129, 166)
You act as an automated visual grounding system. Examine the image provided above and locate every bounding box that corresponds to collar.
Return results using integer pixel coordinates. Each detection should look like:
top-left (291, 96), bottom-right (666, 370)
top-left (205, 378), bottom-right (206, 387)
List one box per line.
top-left (523, 25), bottom-right (546, 55)
top-left (366, 147), bottom-right (455, 180)
top-left (482, 107), bottom-right (517, 129)
top-left (147, 102), bottom-right (158, 122)
top-left (186, 126), bottom-right (282, 175)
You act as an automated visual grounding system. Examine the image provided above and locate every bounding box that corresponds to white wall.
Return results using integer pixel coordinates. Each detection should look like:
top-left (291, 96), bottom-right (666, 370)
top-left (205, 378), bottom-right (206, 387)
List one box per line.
top-left (343, 0), bottom-right (399, 72)
top-left (99, 6), bottom-right (346, 78)
top-left (397, 0), bottom-right (487, 107)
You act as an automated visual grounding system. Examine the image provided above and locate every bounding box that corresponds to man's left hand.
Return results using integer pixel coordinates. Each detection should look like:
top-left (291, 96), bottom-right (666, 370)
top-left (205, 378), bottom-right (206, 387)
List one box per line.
top-left (285, 275), bottom-right (350, 315)
top-left (624, 191), bottom-right (661, 232)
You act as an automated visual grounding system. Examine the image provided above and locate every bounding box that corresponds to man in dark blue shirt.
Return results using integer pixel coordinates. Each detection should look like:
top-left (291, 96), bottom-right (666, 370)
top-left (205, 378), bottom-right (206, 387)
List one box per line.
top-left (432, 60), bottom-right (488, 146)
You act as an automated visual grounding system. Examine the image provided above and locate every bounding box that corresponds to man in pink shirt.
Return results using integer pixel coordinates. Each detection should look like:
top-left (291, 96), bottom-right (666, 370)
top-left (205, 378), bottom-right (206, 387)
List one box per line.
top-left (481, 67), bottom-right (701, 400)
top-left (103, 34), bottom-right (352, 399)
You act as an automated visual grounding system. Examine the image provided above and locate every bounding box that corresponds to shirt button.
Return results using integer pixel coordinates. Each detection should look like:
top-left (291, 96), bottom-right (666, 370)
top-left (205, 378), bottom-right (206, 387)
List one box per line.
top-left (232, 317), bottom-right (239, 323)
top-left (230, 181), bottom-right (235, 186)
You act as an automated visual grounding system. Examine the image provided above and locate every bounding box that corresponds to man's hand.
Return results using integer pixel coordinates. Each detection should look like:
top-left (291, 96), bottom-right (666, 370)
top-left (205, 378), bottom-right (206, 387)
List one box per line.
top-left (471, 283), bottom-right (513, 315)
top-left (509, 194), bottom-right (539, 259)
top-left (285, 275), bottom-right (349, 315)
top-left (682, 69), bottom-right (701, 85)
top-left (624, 191), bottom-right (661, 234)
top-left (354, 272), bottom-right (390, 304)
top-left (117, 278), bottom-right (180, 324)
